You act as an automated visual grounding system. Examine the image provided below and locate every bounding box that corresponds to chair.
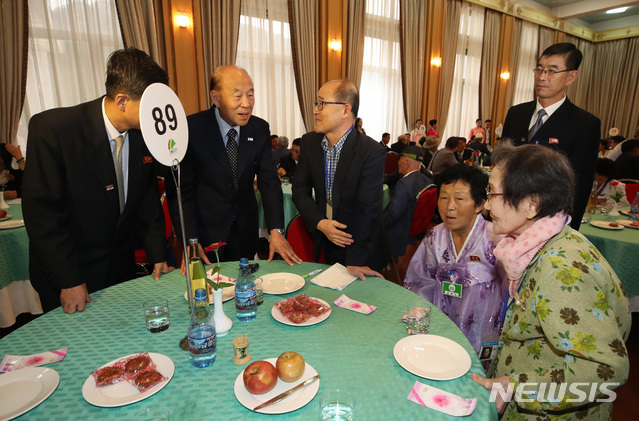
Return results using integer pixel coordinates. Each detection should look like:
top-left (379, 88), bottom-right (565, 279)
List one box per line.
top-left (384, 152), bottom-right (400, 175)
top-left (285, 214), bottom-right (326, 263)
top-left (408, 184), bottom-right (438, 238)
top-left (618, 179), bottom-right (639, 202)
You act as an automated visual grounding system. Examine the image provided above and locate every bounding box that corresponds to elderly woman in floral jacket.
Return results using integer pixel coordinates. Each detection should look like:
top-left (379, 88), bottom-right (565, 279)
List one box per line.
top-left (472, 144), bottom-right (631, 420)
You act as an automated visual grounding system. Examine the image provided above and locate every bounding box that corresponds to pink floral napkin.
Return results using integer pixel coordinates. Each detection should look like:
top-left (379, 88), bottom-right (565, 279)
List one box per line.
top-left (333, 294), bottom-right (377, 314)
top-left (0, 347), bottom-right (68, 372)
top-left (407, 381), bottom-right (477, 416)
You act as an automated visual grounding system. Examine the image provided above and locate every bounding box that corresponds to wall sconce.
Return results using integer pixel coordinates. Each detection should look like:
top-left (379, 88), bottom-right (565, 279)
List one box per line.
top-left (328, 39), bottom-right (342, 52)
top-left (500, 72), bottom-right (510, 80)
top-left (431, 57), bottom-right (442, 67)
top-left (174, 12), bottom-right (192, 28)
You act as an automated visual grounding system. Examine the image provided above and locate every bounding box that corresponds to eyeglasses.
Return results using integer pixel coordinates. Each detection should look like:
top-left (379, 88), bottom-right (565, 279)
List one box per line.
top-left (486, 186), bottom-right (503, 200)
top-left (313, 100), bottom-right (346, 111)
top-left (532, 67), bottom-right (572, 77)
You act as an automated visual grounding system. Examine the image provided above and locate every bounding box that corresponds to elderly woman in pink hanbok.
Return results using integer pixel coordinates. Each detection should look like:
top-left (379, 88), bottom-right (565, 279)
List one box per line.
top-left (404, 164), bottom-right (505, 353)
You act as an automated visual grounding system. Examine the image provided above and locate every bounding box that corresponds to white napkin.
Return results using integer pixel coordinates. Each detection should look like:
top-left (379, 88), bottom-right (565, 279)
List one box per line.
top-left (311, 263), bottom-right (357, 290)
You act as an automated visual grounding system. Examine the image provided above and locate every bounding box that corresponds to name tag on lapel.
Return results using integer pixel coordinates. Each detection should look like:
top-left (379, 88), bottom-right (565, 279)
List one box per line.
top-left (247, 137), bottom-right (254, 142)
top-left (549, 138), bottom-right (559, 144)
top-left (106, 184), bottom-right (114, 191)
top-left (143, 156), bottom-right (153, 164)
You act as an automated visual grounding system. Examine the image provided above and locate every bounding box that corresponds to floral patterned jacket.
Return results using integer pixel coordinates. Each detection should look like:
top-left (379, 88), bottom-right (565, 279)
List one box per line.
top-left (490, 226), bottom-right (631, 420)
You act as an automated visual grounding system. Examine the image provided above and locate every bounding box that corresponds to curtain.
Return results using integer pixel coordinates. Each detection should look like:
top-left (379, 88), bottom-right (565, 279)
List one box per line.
top-left (503, 18), bottom-right (521, 110)
top-left (443, 1), bottom-right (484, 140)
top-left (0, 0), bottom-right (28, 146)
top-left (199, 0), bottom-right (241, 109)
top-left (537, 27), bottom-right (555, 57)
top-left (288, 0), bottom-right (317, 132)
top-left (342, 0), bottom-right (366, 87)
top-left (236, 0), bottom-right (306, 139)
top-left (114, 0), bottom-right (166, 69)
top-left (609, 37), bottom-right (639, 139)
top-left (511, 21), bottom-right (538, 106)
top-left (359, 0), bottom-right (404, 141)
top-left (437, 0), bottom-right (462, 139)
top-left (569, 38), bottom-right (595, 112)
top-left (399, 0), bottom-right (427, 129)
top-left (587, 40), bottom-right (626, 136)
top-left (16, 0), bottom-right (123, 151)
top-left (479, 9), bottom-right (499, 121)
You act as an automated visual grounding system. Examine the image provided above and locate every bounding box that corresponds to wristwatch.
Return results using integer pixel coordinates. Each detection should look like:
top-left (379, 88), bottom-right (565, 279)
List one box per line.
top-left (272, 228), bottom-right (285, 236)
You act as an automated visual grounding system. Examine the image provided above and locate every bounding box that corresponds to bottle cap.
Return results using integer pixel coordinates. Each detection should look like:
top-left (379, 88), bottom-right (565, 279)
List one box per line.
top-left (239, 257), bottom-right (249, 267)
top-left (194, 288), bottom-right (207, 301)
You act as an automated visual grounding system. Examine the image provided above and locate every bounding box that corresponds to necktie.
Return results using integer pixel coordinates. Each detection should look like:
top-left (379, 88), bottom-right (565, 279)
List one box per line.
top-left (528, 109), bottom-right (547, 142)
top-left (112, 135), bottom-right (125, 213)
top-left (226, 129), bottom-right (239, 191)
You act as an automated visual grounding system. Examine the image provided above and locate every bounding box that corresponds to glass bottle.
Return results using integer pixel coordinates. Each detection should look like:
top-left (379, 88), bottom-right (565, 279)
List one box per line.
top-left (188, 238), bottom-right (208, 306)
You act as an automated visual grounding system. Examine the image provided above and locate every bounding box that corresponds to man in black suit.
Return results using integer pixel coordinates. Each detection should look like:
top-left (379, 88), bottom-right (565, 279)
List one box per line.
top-left (292, 79), bottom-right (386, 279)
top-left (456, 138), bottom-right (473, 163)
top-left (384, 145), bottom-right (432, 257)
top-left (391, 134), bottom-right (409, 154)
top-left (278, 138), bottom-right (300, 179)
top-left (166, 65), bottom-right (300, 265)
top-left (615, 138), bottom-right (639, 180)
top-left (380, 132), bottom-right (391, 151)
top-left (502, 43), bottom-right (600, 229)
top-left (23, 48), bottom-right (173, 314)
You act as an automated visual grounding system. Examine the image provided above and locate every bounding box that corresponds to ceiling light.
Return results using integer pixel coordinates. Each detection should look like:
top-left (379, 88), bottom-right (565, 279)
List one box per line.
top-left (606, 7), bottom-right (628, 14)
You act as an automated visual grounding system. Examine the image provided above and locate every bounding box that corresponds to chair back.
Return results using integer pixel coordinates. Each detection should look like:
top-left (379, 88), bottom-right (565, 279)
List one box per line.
top-left (385, 153), bottom-right (400, 175)
top-left (618, 179), bottom-right (639, 201)
top-left (408, 185), bottom-right (438, 238)
top-left (285, 214), bottom-right (326, 263)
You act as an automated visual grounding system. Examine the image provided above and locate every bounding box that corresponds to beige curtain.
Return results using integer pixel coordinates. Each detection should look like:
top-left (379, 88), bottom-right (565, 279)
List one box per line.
top-left (115, 0), bottom-right (166, 68)
top-left (288, 0), bottom-right (317, 131)
top-left (610, 37), bottom-right (639, 139)
top-left (587, 40), bottom-right (626, 136)
top-left (0, 0), bottom-right (28, 145)
top-left (538, 26), bottom-right (555, 57)
top-left (438, 0), bottom-right (462, 136)
top-left (568, 38), bottom-right (595, 113)
top-left (399, 0), bottom-right (427, 128)
top-left (503, 18), bottom-right (521, 111)
top-left (199, 0), bottom-right (241, 108)
top-left (342, 0), bottom-right (366, 87)
top-left (480, 9), bottom-right (499, 121)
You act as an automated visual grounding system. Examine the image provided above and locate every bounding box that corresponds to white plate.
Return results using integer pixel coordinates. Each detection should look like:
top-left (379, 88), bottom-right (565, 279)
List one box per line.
top-left (258, 273), bottom-right (305, 295)
top-left (234, 358), bottom-right (319, 414)
top-left (271, 298), bottom-right (332, 326)
top-left (82, 353), bottom-right (174, 407)
top-left (616, 219), bottom-right (639, 229)
top-left (589, 220), bottom-right (624, 230)
top-left (0, 367), bottom-right (60, 420)
top-left (619, 210), bottom-right (633, 217)
top-left (0, 214), bottom-right (11, 221)
top-left (393, 335), bottom-right (472, 380)
top-left (0, 219), bottom-right (24, 229)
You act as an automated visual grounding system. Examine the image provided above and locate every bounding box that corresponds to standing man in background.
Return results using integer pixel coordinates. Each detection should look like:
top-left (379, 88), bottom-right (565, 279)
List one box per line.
top-left (293, 79), bottom-right (386, 280)
top-left (23, 48), bottom-right (173, 314)
top-left (502, 43), bottom-right (600, 229)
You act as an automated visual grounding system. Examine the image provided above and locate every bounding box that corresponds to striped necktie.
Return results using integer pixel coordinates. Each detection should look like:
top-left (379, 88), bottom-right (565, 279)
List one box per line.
top-left (528, 109), bottom-right (547, 142)
top-left (112, 135), bottom-right (125, 213)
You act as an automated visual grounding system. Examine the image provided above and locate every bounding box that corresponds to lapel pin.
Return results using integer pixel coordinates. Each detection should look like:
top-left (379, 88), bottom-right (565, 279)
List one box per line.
top-left (549, 138), bottom-right (559, 144)
top-left (106, 184), bottom-right (114, 191)
top-left (248, 137), bottom-right (254, 142)
top-left (143, 156), bottom-right (153, 163)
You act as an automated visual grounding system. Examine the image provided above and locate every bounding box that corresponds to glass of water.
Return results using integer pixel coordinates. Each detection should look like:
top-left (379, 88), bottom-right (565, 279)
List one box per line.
top-left (254, 278), bottom-right (264, 306)
top-left (406, 301), bottom-right (430, 334)
top-left (320, 390), bottom-right (355, 421)
top-left (144, 299), bottom-right (170, 333)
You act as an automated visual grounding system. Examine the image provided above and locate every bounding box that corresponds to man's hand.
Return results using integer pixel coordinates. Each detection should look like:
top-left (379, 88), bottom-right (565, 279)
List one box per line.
top-left (317, 219), bottom-right (353, 247)
top-left (471, 373), bottom-right (511, 414)
top-left (347, 265), bottom-right (384, 281)
top-left (180, 243), bottom-right (212, 275)
top-left (269, 230), bottom-right (302, 265)
top-left (153, 261), bottom-right (175, 280)
top-left (4, 143), bottom-right (23, 161)
top-left (60, 284), bottom-right (92, 314)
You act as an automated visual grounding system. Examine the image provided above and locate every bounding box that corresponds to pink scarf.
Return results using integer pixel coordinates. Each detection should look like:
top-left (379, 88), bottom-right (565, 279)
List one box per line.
top-left (494, 212), bottom-right (570, 284)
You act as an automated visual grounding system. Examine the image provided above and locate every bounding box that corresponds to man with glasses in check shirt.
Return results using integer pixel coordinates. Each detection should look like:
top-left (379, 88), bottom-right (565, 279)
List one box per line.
top-left (502, 43), bottom-right (600, 229)
top-left (292, 80), bottom-right (386, 280)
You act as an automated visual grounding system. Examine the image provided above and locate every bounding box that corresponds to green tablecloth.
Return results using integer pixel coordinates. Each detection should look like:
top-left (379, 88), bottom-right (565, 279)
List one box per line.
top-left (579, 210), bottom-right (639, 297)
top-left (0, 261), bottom-right (496, 420)
top-left (0, 203), bottom-right (29, 290)
top-left (257, 184), bottom-right (391, 230)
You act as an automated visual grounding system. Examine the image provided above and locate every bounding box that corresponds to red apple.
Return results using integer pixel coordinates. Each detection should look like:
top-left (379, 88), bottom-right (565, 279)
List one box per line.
top-left (243, 360), bottom-right (278, 394)
top-left (276, 351), bottom-right (305, 382)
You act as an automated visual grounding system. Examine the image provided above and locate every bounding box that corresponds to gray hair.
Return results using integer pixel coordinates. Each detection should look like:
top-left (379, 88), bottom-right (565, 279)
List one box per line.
top-left (277, 136), bottom-right (289, 148)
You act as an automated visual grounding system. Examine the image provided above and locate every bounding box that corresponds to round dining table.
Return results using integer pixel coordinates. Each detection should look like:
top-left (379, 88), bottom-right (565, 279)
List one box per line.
top-left (0, 260), bottom-right (497, 420)
top-left (579, 208), bottom-right (639, 311)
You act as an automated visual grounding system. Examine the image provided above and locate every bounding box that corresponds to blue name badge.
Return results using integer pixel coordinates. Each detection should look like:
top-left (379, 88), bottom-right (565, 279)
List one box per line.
top-left (442, 281), bottom-right (462, 299)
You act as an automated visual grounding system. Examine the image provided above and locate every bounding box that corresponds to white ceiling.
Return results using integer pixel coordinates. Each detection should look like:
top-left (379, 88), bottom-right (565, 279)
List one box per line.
top-left (522, 0), bottom-right (639, 31)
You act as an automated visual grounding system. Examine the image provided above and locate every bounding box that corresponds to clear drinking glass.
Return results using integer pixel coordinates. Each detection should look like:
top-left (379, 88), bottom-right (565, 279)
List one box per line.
top-left (144, 299), bottom-right (170, 333)
top-left (406, 301), bottom-right (431, 334)
top-left (320, 390), bottom-right (355, 421)
top-left (254, 278), bottom-right (264, 306)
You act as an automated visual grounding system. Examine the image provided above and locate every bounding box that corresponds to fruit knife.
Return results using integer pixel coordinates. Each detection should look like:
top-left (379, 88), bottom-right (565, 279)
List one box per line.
top-left (253, 374), bottom-right (320, 411)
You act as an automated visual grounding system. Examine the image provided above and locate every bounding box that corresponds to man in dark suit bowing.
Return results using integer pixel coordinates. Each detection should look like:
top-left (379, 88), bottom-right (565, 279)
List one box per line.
top-left (292, 79), bottom-right (386, 280)
top-left (502, 43), bottom-right (600, 229)
top-left (166, 65), bottom-right (300, 266)
top-left (23, 48), bottom-right (173, 314)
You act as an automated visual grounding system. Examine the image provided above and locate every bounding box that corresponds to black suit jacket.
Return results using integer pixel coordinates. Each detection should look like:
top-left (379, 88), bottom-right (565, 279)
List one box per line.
top-left (503, 98), bottom-right (600, 229)
top-left (292, 129), bottom-right (386, 269)
top-left (279, 154), bottom-right (297, 178)
top-left (390, 142), bottom-right (407, 154)
top-left (23, 97), bottom-right (165, 311)
top-left (165, 106), bottom-right (284, 260)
